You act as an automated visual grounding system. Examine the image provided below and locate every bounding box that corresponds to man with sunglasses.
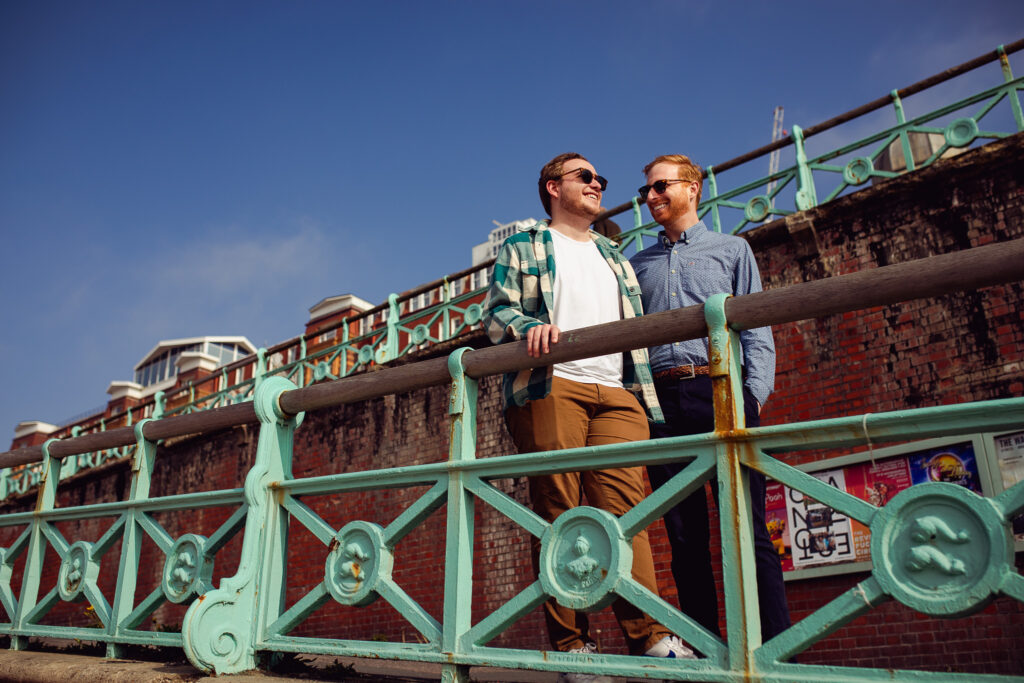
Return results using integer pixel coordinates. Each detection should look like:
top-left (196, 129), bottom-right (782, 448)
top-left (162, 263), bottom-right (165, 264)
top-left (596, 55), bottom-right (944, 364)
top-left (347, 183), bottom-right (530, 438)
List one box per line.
top-left (629, 154), bottom-right (791, 648)
top-left (483, 153), bottom-right (693, 680)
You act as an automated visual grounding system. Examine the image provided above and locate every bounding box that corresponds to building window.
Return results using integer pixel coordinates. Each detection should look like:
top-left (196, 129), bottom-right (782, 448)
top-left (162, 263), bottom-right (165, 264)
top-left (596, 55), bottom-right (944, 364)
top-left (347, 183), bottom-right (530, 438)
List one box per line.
top-left (471, 269), bottom-right (489, 290)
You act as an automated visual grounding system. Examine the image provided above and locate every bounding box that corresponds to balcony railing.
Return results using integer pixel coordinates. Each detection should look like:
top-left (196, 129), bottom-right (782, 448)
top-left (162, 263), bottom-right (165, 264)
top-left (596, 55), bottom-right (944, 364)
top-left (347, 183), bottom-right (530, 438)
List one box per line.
top-left (4, 40), bottom-right (1022, 501)
top-left (0, 237), bottom-right (1022, 681)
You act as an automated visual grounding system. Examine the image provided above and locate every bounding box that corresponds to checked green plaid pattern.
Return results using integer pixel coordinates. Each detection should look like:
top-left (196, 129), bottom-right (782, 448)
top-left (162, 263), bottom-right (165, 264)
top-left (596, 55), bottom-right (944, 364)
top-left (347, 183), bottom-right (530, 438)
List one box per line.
top-left (482, 219), bottom-right (664, 423)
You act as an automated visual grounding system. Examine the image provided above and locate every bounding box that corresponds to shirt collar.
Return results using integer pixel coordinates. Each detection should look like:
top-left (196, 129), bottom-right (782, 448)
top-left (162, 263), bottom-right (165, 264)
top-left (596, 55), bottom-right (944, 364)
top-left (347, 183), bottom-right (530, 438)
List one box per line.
top-left (658, 220), bottom-right (707, 248)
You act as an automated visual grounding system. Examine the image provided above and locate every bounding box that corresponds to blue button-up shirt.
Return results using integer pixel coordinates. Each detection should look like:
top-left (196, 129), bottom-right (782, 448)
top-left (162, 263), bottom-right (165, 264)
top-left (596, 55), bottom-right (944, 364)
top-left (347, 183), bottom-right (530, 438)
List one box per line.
top-left (628, 220), bottom-right (775, 406)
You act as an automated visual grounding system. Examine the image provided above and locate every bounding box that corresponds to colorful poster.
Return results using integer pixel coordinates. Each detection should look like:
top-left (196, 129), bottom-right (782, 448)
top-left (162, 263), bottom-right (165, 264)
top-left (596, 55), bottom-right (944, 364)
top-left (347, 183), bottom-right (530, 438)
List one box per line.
top-left (842, 457), bottom-right (913, 560)
top-left (907, 442), bottom-right (981, 493)
top-left (785, 469), bottom-right (856, 569)
top-left (775, 441), bottom-right (980, 573)
top-left (765, 481), bottom-right (792, 570)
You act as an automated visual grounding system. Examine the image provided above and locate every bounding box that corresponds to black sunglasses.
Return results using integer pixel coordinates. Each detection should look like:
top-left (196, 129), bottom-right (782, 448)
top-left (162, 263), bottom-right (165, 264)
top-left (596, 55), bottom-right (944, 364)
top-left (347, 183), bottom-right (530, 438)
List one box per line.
top-left (560, 167), bottom-right (608, 191)
top-left (638, 178), bottom-right (687, 200)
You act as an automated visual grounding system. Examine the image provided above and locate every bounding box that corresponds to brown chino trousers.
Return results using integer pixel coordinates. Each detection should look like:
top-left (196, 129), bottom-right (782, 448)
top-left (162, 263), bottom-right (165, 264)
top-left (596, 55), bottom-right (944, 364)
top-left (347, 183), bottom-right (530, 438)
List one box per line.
top-left (506, 377), bottom-right (669, 655)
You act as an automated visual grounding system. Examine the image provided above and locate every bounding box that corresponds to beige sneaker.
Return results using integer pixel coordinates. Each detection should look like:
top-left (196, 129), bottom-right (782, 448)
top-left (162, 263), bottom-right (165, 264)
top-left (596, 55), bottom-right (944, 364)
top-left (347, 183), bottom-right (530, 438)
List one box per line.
top-left (556, 642), bottom-right (614, 683)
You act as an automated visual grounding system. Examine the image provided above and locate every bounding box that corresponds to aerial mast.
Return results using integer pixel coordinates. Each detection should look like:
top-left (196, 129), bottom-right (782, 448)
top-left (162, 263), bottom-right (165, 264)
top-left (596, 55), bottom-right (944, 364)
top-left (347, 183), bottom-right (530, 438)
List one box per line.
top-left (767, 106), bottom-right (785, 207)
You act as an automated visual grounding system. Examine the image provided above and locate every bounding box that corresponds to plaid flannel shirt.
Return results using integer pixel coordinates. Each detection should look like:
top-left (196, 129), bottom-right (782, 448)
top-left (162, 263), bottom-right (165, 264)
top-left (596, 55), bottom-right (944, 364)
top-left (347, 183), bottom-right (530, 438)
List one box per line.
top-left (482, 220), bottom-right (664, 423)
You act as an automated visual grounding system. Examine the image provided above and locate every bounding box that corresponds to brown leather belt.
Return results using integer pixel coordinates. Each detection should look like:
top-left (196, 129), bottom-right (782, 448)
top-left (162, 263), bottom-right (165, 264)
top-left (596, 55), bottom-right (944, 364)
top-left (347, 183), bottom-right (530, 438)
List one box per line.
top-left (653, 364), bottom-right (710, 381)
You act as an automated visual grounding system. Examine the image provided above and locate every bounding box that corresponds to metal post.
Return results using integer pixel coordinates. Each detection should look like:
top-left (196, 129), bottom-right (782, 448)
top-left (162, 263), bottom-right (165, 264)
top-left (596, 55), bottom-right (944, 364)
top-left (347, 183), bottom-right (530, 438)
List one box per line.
top-left (381, 293), bottom-right (401, 363)
top-left (791, 125), bottom-right (818, 211)
top-left (255, 348), bottom-right (267, 389)
top-left (705, 294), bottom-right (761, 673)
top-left (10, 439), bottom-right (62, 650)
top-left (105, 419), bottom-right (157, 658)
top-left (998, 45), bottom-right (1024, 130)
top-left (440, 349), bottom-right (477, 683)
top-left (63, 427), bottom-right (82, 480)
top-left (706, 165), bottom-right (722, 233)
top-left (891, 90), bottom-right (915, 173)
top-left (443, 279), bottom-right (452, 342)
top-left (181, 377), bottom-right (302, 674)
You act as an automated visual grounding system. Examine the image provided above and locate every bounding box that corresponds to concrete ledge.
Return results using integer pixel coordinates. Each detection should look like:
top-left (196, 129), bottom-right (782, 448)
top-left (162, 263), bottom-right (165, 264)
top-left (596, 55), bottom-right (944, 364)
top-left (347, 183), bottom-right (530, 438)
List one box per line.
top-left (0, 649), bottom-right (573, 682)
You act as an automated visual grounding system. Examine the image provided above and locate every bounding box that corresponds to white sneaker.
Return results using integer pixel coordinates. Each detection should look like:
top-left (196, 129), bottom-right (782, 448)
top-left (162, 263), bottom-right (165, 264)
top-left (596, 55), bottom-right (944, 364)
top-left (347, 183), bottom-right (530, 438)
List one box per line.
top-left (643, 634), bottom-right (696, 659)
top-left (556, 642), bottom-right (614, 683)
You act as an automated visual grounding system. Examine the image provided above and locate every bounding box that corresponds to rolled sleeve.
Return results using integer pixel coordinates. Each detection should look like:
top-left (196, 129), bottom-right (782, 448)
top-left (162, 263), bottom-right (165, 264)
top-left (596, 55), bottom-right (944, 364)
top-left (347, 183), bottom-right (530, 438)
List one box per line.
top-left (736, 242), bottom-right (775, 404)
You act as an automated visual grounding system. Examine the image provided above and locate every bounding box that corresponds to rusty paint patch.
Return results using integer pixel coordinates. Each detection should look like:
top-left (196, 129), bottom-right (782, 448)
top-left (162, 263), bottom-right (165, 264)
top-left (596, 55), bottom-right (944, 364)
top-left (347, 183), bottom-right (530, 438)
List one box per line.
top-left (712, 377), bottom-right (737, 433)
top-left (197, 594), bottom-right (206, 602)
top-left (328, 538), bottom-right (340, 553)
top-left (724, 439), bottom-right (756, 668)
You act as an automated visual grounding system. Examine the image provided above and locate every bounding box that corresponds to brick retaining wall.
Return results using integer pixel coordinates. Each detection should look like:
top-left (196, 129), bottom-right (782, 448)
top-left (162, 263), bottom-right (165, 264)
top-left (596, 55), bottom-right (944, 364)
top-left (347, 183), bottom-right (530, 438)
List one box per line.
top-left (3, 133), bottom-right (1022, 674)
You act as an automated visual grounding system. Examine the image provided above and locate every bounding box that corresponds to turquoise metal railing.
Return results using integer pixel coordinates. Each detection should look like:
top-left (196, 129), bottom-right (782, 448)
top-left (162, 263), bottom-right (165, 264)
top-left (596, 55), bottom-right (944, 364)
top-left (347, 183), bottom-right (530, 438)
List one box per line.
top-left (613, 41), bottom-right (1024, 249)
top-left (4, 42), bottom-right (1022, 501)
top-left (1, 239), bottom-right (1022, 681)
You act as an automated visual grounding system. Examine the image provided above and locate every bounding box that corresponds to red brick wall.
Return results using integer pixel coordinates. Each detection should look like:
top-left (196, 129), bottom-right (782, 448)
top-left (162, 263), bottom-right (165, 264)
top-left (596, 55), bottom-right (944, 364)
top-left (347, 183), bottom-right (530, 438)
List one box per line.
top-left (1, 133), bottom-right (1022, 674)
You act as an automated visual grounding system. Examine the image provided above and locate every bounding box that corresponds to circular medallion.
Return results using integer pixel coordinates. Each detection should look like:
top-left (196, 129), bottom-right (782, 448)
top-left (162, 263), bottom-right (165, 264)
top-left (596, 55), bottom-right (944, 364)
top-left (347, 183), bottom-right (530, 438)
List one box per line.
top-left (412, 325), bottom-right (430, 345)
top-left (357, 345), bottom-right (374, 365)
top-left (743, 195), bottom-right (772, 223)
top-left (538, 507), bottom-right (631, 612)
top-left (944, 118), bottom-right (979, 148)
top-left (314, 361), bottom-right (331, 381)
top-left (843, 157), bottom-right (874, 186)
top-left (163, 534), bottom-right (213, 604)
top-left (58, 541), bottom-right (98, 602)
top-left (870, 482), bottom-right (1011, 617)
top-left (325, 521), bottom-right (392, 606)
top-left (464, 303), bottom-right (483, 326)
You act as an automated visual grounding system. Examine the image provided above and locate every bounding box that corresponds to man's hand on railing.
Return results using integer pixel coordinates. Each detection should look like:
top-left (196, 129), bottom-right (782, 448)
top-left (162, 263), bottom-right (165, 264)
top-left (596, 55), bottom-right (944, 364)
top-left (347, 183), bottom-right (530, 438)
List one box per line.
top-left (526, 324), bottom-right (561, 358)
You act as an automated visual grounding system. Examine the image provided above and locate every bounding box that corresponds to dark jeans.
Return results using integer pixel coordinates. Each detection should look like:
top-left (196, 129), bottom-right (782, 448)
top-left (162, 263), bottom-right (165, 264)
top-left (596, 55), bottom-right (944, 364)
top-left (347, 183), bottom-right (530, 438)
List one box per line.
top-left (649, 375), bottom-right (791, 645)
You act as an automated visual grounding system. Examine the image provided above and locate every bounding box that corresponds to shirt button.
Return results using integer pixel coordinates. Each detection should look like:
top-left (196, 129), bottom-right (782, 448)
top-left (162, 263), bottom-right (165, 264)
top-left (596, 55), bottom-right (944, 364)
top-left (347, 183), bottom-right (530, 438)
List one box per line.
top-left (671, 269), bottom-right (676, 273)
top-left (671, 293), bottom-right (677, 297)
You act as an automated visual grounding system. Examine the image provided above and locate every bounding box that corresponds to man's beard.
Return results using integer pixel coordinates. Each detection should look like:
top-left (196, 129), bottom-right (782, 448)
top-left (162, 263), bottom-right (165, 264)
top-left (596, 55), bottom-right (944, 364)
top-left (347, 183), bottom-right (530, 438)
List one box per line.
top-left (560, 194), bottom-right (600, 222)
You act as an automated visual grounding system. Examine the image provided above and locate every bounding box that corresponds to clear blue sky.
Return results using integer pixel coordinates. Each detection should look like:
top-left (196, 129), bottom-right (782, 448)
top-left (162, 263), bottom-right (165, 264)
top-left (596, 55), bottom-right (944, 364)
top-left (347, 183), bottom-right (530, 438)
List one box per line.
top-left (2, 1), bottom-right (1022, 440)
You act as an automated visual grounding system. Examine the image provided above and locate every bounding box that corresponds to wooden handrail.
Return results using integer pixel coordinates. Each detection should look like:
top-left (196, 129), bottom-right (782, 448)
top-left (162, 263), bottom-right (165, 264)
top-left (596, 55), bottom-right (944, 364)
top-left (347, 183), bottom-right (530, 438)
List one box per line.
top-left (2, 236), bottom-right (1021, 470)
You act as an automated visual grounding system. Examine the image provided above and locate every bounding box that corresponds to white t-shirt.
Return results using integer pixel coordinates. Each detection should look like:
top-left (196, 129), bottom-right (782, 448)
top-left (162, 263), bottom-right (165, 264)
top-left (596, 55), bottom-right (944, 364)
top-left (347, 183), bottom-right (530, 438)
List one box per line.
top-left (548, 229), bottom-right (624, 388)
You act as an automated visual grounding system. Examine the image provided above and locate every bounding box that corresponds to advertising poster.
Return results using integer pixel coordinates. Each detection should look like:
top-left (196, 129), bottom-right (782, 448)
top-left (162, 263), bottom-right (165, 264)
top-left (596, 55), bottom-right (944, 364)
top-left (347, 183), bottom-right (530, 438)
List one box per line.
top-left (785, 469), bottom-right (856, 569)
top-left (765, 481), bottom-right (791, 570)
top-left (907, 442), bottom-right (981, 492)
top-left (993, 431), bottom-right (1024, 540)
top-left (775, 441), bottom-right (980, 573)
top-left (842, 458), bottom-right (913, 561)
top-left (993, 431), bottom-right (1024, 490)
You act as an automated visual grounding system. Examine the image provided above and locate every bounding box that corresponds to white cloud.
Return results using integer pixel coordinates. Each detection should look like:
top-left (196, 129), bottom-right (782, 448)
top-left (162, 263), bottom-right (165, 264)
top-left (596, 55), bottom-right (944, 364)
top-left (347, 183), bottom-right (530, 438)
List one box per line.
top-left (154, 220), bottom-right (331, 296)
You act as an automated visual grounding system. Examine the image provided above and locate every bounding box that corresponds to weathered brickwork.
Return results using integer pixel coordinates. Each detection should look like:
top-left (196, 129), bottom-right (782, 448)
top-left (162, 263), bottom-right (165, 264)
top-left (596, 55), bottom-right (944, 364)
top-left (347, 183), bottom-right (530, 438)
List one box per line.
top-left (1, 133), bottom-right (1021, 673)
